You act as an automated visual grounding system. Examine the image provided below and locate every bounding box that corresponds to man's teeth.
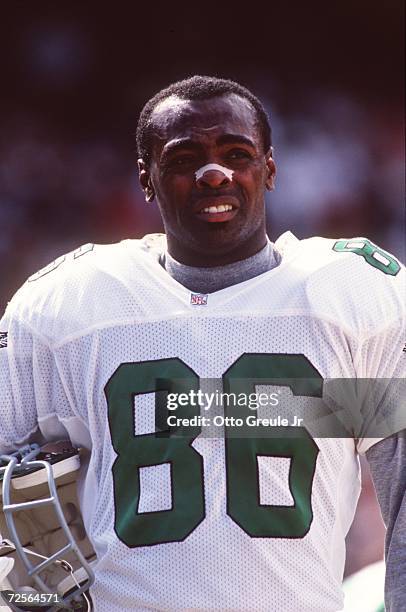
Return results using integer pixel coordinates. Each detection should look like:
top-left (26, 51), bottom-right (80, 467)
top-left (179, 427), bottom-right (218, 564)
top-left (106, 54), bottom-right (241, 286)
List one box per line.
top-left (201, 204), bottom-right (234, 213)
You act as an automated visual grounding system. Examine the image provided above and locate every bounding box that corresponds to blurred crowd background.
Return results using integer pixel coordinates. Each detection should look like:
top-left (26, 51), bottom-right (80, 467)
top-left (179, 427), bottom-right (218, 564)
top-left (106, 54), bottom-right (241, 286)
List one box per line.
top-left (1, 1), bottom-right (404, 577)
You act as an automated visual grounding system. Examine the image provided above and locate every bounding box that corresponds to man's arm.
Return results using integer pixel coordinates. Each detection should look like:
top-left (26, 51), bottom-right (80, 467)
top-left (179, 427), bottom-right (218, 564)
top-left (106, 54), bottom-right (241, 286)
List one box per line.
top-left (0, 303), bottom-right (69, 455)
top-left (0, 308), bottom-right (40, 454)
top-left (366, 431), bottom-right (406, 612)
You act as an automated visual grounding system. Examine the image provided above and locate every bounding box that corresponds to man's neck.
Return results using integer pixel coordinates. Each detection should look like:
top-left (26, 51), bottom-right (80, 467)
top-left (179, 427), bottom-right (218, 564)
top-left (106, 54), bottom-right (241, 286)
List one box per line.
top-left (163, 239), bottom-right (281, 294)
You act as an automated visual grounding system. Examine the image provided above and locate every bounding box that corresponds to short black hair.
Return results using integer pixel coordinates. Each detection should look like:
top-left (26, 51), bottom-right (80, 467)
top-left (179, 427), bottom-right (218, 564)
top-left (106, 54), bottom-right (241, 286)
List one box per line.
top-left (136, 75), bottom-right (272, 165)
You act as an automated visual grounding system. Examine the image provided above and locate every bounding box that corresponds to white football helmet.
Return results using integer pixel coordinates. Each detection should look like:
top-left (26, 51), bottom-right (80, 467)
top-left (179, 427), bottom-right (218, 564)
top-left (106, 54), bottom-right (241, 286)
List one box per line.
top-left (0, 442), bottom-right (95, 611)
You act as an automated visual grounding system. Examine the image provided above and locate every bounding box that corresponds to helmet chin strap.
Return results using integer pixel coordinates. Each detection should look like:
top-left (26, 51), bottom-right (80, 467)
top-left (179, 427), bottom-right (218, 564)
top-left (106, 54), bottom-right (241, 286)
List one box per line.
top-left (195, 163), bottom-right (234, 182)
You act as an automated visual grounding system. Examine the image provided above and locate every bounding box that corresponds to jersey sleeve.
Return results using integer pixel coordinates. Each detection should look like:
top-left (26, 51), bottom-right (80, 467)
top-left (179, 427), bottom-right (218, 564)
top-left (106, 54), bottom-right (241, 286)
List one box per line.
top-left (354, 318), bottom-right (406, 454)
top-left (0, 302), bottom-right (69, 455)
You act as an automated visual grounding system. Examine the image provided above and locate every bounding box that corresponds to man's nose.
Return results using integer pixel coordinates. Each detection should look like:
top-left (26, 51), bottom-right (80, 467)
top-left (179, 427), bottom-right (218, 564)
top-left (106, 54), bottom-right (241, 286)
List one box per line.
top-left (196, 169), bottom-right (231, 189)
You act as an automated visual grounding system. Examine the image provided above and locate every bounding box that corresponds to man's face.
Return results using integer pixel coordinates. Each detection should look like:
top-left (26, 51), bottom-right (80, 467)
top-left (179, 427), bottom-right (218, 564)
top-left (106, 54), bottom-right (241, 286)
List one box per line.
top-left (139, 93), bottom-right (275, 265)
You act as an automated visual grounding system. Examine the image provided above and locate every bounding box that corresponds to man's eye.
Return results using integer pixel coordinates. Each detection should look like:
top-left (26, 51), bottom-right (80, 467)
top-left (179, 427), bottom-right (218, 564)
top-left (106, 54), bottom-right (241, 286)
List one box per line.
top-left (227, 149), bottom-right (251, 160)
top-left (172, 156), bottom-right (195, 166)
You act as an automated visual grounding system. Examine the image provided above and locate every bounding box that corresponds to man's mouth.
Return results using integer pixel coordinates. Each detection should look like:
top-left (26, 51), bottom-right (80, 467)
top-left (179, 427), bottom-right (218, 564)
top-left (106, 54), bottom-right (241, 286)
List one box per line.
top-left (201, 203), bottom-right (234, 214)
top-left (193, 197), bottom-right (239, 223)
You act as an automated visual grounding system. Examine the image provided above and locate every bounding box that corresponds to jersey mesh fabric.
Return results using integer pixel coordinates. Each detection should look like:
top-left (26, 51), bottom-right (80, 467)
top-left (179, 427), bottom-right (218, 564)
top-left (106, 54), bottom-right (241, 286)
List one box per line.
top-left (52, 316), bottom-right (359, 611)
top-left (0, 233), bottom-right (404, 611)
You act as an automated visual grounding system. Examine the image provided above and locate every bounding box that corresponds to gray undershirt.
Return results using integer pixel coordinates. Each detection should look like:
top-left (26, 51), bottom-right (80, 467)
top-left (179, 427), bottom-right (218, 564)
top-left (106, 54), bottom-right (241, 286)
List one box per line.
top-left (366, 435), bottom-right (406, 611)
top-left (163, 239), bottom-right (280, 294)
top-left (163, 240), bottom-right (405, 611)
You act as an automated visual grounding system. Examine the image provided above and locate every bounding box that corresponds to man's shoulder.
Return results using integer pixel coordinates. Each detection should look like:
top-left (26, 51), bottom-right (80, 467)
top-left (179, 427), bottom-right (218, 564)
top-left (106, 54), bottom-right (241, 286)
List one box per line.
top-left (17, 235), bottom-right (165, 291)
top-left (277, 232), bottom-right (402, 279)
top-left (276, 232), bottom-right (405, 334)
top-left (5, 235), bottom-right (166, 338)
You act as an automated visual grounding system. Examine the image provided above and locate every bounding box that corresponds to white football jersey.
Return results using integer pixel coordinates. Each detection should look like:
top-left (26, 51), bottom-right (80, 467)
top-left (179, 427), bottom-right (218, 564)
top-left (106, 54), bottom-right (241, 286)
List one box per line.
top-left (0, 232), bottom-right (405, 612)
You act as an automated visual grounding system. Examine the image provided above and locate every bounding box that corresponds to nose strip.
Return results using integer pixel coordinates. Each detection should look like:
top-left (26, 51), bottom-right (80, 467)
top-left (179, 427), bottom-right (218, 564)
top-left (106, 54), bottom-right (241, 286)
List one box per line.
top-left (195, 163), bottom-right (234, 182)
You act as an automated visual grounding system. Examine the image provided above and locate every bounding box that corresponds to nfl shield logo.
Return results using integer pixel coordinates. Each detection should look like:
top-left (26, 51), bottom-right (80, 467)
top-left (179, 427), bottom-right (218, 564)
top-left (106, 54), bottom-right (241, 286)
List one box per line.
top-left (190, 293), bottom-right (208, 306)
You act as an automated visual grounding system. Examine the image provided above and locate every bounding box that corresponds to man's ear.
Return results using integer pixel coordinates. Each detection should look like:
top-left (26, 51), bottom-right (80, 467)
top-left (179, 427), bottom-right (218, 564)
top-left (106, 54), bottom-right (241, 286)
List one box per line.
top-left (265, 147), bottom-right (276, 191)
top-left (138, 159), bottom-right (155, 202)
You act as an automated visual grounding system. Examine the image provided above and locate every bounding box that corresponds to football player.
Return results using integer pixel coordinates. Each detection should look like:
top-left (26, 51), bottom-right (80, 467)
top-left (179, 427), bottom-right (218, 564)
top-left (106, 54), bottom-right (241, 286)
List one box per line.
top-left (0, 76), bottom-right (405, 611)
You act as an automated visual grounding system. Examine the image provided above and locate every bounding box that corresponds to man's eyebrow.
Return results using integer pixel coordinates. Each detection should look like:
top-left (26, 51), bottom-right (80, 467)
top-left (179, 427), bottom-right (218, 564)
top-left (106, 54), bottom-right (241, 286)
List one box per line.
top-left (161, 134), bottom-right (257, 159)
top-left (216, 134), bottom-right (257, 148)
top-left (161, 138), bottom-right (201, 158)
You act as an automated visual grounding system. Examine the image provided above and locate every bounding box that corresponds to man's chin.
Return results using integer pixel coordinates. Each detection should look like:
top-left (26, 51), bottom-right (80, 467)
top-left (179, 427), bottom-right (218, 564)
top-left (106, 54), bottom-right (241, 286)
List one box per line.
top-left (188, 226), bottom-right (251, 257)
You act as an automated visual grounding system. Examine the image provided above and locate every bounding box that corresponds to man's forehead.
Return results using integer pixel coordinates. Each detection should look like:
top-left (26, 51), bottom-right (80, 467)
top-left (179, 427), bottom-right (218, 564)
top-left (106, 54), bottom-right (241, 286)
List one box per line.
top-left (150, 94), bottom-right (259, 141)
